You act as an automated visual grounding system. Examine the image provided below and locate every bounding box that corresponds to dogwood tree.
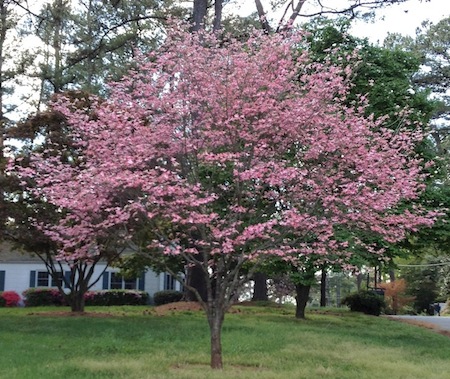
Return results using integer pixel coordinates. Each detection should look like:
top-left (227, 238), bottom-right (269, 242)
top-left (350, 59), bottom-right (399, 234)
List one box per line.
top-left (9, 93), bottom-right (132, 312)
top-left (26, 28), bottom-right (434, 368)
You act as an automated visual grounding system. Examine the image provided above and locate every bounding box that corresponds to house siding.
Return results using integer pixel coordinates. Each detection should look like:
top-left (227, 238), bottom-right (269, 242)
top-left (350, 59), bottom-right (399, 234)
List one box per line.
top-left (0, 261), bottom-right (173, 301)
top-left (0, 243), bottom-right (180, 301)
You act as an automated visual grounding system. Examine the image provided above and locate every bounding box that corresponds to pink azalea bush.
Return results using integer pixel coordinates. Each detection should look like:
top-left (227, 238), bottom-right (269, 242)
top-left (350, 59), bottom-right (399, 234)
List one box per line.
top-left (0, 291), bottom-right (21, 307)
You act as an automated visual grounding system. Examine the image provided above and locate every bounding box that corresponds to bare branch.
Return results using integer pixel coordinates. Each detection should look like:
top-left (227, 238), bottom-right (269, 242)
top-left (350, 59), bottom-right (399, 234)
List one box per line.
top-left (293, 0), bottom-right (410, 18)
top-left (267, 0), bottom-right (411, 33)
top-left (10, 0), bottom-right (44, 20)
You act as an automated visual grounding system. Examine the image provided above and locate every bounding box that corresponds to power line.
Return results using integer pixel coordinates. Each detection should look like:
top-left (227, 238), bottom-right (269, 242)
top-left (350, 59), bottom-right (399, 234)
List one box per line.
top-left (397, 262), bottom-right (450, 268)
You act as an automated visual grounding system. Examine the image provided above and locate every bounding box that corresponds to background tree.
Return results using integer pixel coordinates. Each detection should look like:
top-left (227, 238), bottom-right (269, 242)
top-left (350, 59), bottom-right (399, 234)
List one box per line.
top-left (0, 0), bottom-right (37, 240)
top-left (33, 0), bottom-right (184, 103)
top-left (398, 257), bottom-right (444, 313)
top-left (7, 91), bottom-right (132, 312)
top-left (2, 0), bottom-right (189, 307)
top-left (379, 278), bottom-right (415, 314)
top-left (264, 18), bottom-right (438, 316)
top-left (188, 0), bottom-right (419, 33)
top-left (384, 17), bottom-right (450, 302)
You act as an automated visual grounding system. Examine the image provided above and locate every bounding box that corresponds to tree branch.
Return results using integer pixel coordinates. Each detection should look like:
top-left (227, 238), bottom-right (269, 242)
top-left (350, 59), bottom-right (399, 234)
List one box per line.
top-left (254, 0), bottom-right (272, 34)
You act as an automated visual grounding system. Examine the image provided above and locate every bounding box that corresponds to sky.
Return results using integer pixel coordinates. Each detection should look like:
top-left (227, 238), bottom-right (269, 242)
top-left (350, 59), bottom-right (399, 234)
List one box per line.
top-left (349, 0), bottom-right (450, 43)
top-left (24, 0), bottom-right (450, 44)
top-left (231, 0), bottom-right (449, 43)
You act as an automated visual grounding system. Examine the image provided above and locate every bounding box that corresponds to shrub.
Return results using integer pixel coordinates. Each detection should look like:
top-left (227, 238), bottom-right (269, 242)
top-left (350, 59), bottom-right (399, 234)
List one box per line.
top-left (153, 290), bottom-right (183, 306)
top-left (342, 290), bottom-right (386, 316)
top-left (84, 290), bottom-right (150, 306)
top-left (22, 288), bottom-right (65, 306)
top-left (379, 279), bottom-right (415, 315)
top-left (0, 291), bottom-right (21, 307)
top-left (0, 295), bottom-right (5, 307)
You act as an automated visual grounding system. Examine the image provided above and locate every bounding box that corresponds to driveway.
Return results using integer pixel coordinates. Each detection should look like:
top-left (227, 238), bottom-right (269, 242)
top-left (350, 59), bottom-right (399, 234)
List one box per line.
top-left (388, 315), bottom-right (450, 332)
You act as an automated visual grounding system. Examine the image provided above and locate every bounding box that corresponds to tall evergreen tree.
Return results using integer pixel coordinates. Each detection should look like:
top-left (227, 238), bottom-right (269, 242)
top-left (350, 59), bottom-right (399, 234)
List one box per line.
top-left (384, 18), bottom-right (450, 300)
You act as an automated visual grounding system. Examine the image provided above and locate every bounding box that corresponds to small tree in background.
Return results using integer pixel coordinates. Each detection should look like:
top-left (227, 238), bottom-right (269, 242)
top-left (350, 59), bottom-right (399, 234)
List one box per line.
top-left (8, 92), bottom-right (129, 312)
top-left (379, 278), bottom-right (415, 314)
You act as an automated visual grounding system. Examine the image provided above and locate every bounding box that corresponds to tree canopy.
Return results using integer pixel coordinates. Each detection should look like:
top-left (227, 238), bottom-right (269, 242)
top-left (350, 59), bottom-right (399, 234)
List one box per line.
top-left (13, 26), bottom-right (438, 367)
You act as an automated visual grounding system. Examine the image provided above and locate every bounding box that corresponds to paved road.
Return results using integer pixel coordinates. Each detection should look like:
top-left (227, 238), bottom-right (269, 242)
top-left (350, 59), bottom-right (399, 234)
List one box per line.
top-left (389, 315), bottom-right (450, 331)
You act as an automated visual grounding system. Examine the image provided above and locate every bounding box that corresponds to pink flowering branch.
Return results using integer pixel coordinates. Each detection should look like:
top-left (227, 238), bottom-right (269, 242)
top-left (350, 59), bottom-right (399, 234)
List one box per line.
top-left (16, 26), bottom-right (437, 368)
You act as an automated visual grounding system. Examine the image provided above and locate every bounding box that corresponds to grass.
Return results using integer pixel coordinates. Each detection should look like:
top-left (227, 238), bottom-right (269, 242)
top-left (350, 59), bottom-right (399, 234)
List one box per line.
top-left (0, 305), bottom-right (449, 379)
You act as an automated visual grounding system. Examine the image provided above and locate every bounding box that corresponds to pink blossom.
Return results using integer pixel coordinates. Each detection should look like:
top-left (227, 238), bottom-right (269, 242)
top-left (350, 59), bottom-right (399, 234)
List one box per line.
top-left (14, 27), bottom-right (436, 282)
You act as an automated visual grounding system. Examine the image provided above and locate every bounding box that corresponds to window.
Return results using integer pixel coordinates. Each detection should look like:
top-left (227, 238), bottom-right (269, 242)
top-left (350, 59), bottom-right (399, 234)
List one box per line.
top-left (110, 272), bottom-right (124, 289)
top-left (37, 271), bottom-right (49, 287)
top-left (0, 271), bottom-right (5, 291)
top-left (30, 271), bottom-right (64, 288)
top-left (105, 272), bottom-right (139, 290)
top-left (164, 273), bottom-right (176, 291)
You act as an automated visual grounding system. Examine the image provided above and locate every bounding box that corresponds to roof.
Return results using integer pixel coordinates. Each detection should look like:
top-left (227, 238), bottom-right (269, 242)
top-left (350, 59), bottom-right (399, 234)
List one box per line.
top-left (0, 241), bottom-right (41, 263)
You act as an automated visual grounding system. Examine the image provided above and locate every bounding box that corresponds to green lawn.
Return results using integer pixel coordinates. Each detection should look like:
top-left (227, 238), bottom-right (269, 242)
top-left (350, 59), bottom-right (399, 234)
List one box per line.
top-left (0, 305), bottom-right (449, 379)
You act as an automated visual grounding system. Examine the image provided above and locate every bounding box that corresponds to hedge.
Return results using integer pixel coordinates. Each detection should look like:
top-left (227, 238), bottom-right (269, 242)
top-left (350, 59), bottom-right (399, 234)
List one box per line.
top-left (153, 290), bottom-right (183, 306)
top-left (342, 290), bottom-right (386, 316)
top-left (22, 288), bottom-right (65, 306)
top-left (22, 288), bottom-right (150, 306)
top-left (84, 290), bottom-right (150, 306)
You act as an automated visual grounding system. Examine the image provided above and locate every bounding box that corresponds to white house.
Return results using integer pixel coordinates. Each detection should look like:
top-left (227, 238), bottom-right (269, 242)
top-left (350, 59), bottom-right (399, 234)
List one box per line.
top-left (0, 242), bottom-right (181, 301)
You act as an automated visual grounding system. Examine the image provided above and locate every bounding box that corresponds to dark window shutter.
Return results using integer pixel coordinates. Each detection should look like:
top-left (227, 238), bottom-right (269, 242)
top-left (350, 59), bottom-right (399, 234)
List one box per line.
top-left (102, 272), bottom-right (109, 290)
top-left (64, 271), bottom-right (71, 289)
top-left (0, 270), bottom-right (5, 291)
top-left (29, 271), bottom-right (36, 288)
top-left (138, 272), bottom-right (145, 291)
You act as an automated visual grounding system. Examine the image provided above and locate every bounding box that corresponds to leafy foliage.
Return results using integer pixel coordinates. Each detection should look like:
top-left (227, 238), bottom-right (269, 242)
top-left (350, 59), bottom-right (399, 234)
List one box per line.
top-left (379, 278), bottom-right (415, 314)
top-left (22, 288), bottom-right (65, 307)
top-left (153, 290), bottom-right (184, 306)
top-left (342, 290), bottom-right (386, 316)
top-left (0, 291), bottom-right (21, 307)
top-left (84, 290), bottom-right (149, 306)
top-left (22, 288), bottom-right (150, 307)
top-left (399, 256), bottom-right (447, 313)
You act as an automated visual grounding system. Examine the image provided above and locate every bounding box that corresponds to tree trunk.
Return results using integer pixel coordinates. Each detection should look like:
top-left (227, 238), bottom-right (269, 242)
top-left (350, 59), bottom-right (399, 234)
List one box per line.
top-left (295, 284), bottom-right (311, 319)
top-left (389, 269), bottom-right (396, 282)
top-left (0, 1), bottom-right (8, 163)
top-left (192, 0), bottom-right (208, 31)
top-left (254, 0), bottom-right (272, 34)
top-left (185, 265), bottom-right (208, 301)
top-left (320, 268), bottom-right (327, 307)
top-left (212, 0), bottom-right (223, 31)
top-left (69, 290), bottom-right (86, 312)
top-left (207, 307), bottom-right (225, 369)
top-left (356, 272), bottom-right (363, 291)
top-left (252, 272), bottom-right (268, 301)
top-left (52, 0), bottom-right (65, 93)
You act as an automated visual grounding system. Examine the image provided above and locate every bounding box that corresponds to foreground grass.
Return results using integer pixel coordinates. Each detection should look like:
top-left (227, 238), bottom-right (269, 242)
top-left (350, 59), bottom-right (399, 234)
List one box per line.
top-left (0, 305), bottom-right (449, 379)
